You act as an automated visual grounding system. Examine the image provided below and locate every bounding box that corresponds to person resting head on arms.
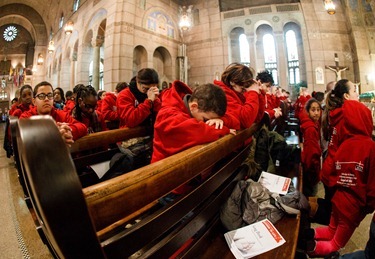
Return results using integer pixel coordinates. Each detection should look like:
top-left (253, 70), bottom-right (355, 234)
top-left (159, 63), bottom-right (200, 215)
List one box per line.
top-left (20, 81), bottom-right (87, 146)
top-left (152, 81), bottom-right (236, 163)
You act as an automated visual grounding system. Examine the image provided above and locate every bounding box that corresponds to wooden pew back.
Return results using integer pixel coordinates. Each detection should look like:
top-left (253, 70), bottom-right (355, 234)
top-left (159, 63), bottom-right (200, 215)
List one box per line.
top-left (17, 116), bottom-right (259, 258)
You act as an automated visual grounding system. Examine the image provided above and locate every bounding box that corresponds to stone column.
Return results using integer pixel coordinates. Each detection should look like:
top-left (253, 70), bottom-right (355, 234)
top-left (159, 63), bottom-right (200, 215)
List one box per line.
top-left (274, 32), bottom-right (287, 87)
top-left (247, 34), bottom-right (256, 69)
top-left (92, 36), bottom-right (104, 90)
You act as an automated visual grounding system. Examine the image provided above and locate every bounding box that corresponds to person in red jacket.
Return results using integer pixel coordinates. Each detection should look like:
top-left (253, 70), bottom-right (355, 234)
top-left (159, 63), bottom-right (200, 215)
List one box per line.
top-left (117, 68), bottom-right (161, 128)
top-left (72, 85), bottom-right (107, 133)
top-left (293, 87), bottom-right (311, 120)
top-left (11, 84), bottom-right (33, 117)
top-left (300, 98), bottom-right (322, 197)
top-left (213, 63), bottom-right (262, 130)
top-left (64, 84), bottom-right (83, 115)
top-left (96, 90), bottom-right (106, 113)
top-left (256, 70), bottom-right (281, 120)
top-left (101, 82), bottom-right (127, 128)
top-left (152, 81), bottom-right (235, 163)
top-left (308, 100), bottom-right (375, 257)
top-left (20, 81), bottom-right (87, 145)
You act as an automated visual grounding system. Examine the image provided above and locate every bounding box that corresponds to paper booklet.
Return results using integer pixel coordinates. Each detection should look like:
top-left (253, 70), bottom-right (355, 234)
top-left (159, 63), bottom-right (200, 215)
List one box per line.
top-left (258, 171), bottom-right (291, 195)
top-left (224, 219), bottom-right (286, 259)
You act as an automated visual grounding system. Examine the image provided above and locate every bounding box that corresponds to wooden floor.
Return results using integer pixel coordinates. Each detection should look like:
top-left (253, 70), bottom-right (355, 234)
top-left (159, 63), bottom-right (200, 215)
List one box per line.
top-left (0, 121), bottom-right (372, 258)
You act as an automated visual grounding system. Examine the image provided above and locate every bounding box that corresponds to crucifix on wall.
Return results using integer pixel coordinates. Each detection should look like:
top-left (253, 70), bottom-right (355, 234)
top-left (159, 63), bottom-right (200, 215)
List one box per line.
top-left (325, 53), bottom-right (349, 81)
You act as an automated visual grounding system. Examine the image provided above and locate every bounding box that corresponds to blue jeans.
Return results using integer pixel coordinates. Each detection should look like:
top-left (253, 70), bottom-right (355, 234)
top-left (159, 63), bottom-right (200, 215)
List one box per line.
top-left (340, 220), bottom-right (375, 259)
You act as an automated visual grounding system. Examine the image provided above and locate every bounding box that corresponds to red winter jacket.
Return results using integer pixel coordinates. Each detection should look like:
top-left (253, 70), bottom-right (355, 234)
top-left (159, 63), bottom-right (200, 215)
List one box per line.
top-left (294, 95), bottom-right (311, 120)
top-left (117, 87), bottom-right (161, 128)
top-left (101, 92), bottom-right (119, 122)
top-left (151, 80), bottom-right (230, 163)
top-left (12, 103), bottom-right (32, 118)
top-left (320, 105), bottom-right (345, 187)
top-left (20, 106), bottom-right (87, 140)
top-left (214, 80), bottom-right (263, 129)
top-left (300, 111), bottom-right (321, 185)
top-left (63, 99), bottom-right (75, 115)
top-left (330, 101), bottom-right (375, 227)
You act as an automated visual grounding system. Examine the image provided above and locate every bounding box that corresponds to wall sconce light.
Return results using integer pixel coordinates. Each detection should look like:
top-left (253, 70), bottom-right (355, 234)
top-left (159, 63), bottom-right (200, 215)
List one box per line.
top-left (179, 6), bottom-right (193, 31)
top-left (37, 54), bottom-right (44, 65)
top-left (64, 21), bottom-right (74, 35)
top-left (48, 41), bottom-right (55, 53)
top-left (324, 0), bottom-right (336, 15)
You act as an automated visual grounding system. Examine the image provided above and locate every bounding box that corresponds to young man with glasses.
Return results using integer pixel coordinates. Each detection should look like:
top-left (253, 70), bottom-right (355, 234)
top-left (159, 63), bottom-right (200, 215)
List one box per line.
top-left (20, 81), bottom-right (87, 145)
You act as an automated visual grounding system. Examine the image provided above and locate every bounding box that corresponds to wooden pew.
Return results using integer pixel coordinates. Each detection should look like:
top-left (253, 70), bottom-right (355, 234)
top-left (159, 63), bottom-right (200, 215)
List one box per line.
top-left (16, 116), bottom-right (301, 259)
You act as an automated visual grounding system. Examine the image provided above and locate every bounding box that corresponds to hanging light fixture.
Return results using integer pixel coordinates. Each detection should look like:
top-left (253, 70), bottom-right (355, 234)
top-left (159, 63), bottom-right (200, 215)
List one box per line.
top-left (37, 54), bottom-right (44, 65)
top-left (179, 6), bottom-right (192, 31)
top-left (48, 40), bottom-right (55, 53)
top-left (64, 21), bottom-right (74, 35)
top-left (324, 0), bottom-right (336, 15)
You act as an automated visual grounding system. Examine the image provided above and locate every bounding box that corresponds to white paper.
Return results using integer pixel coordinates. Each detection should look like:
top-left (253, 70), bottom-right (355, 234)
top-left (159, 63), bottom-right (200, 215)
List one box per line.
top-left (258, 171), bottom-right (291, 195)
top-left (224, 219), bottom-right (285, 259)
top-left (90, 161), bottom-right (110, 179)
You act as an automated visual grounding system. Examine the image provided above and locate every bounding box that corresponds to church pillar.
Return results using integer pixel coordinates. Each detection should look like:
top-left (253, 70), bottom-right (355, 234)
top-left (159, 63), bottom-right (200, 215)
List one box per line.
top-left (274, 32), bottom-right (287, 88)
top-left (92, 37), bottom-right (103, 91)
top-left (247, 34), bottom-right (256, 69)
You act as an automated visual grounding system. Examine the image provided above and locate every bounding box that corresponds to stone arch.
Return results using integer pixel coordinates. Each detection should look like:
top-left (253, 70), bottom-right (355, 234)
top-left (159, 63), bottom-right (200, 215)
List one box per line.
top-left (133, 45), bottom-right (148, 76)
top-left (153, 46), bottom-right (173, 86)
top-left (0, 4), bottom-right (48, 46)
top-left (229, 27), bottom-right (245, 64)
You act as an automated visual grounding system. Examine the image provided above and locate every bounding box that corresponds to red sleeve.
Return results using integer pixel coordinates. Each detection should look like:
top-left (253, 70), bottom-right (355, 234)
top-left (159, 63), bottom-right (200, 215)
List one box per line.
top-left (55, 110), bottom-right (88, 140)
top-left (12, 109), bottom-right (22, 118)
top-left (101, 96), bottom-right (119, 121)
top-left (302, 126), bottom-right (322, 182)
top-left (256, 92), bottom-right (266, 123)
top-left (63, 100), bottom-right (75, 115)
top-left (152, 107), bottom-right (230, 162)
top-left (117, 89), bottom-right (156, 128)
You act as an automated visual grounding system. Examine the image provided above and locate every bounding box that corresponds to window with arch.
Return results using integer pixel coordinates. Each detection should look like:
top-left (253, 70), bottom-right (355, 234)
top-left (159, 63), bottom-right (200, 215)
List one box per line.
top-left (285, 30), bottom-right (300, 85)
top-left (239, 34), bottom-right (250, 66)
top-left (59, 13), bottom-right (64, 29)
top-left (263, 33), bottom-right (278, 85)
top-left (73, 0), bottom-right (80, 12)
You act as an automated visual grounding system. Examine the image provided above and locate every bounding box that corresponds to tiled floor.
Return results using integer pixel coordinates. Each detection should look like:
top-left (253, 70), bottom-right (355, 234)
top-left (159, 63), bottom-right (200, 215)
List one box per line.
top-left (0, 121), bottom-right (372, 258)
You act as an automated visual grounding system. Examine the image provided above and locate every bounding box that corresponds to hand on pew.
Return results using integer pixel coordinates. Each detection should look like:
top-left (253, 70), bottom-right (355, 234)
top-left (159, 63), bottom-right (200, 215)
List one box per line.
top-left (56, 122), bottom-right (74, 146)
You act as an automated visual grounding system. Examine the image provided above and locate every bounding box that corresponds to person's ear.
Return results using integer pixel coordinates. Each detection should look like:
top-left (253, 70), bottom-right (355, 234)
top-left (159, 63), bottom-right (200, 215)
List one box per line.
top-left (189, 101), bottom-right (199, 112)
top-left (343, 93), bottom-right (350, 100)
top-left (32, 98), bottom-right (36, 106)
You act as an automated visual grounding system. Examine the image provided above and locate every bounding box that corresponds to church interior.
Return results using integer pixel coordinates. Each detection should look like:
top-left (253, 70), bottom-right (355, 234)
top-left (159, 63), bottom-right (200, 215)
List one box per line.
top-left (0, 0), bottom-right (375, 258)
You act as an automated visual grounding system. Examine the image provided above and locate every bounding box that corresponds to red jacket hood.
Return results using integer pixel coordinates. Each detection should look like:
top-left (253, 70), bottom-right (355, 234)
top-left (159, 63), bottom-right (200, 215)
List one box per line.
top-left (339, 100), bottom-right (373, 142)
top-left (161, 80), bottom-right (192, 110)
top-left (104, 92), bottom-right (117, 102)
top-left (300, 110), bottom-right (318, 130)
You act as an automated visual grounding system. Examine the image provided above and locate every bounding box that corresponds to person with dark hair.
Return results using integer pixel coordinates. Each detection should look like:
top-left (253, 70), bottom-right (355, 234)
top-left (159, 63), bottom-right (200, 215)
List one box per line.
top-left (72, 85), bottom-right (107, 133)
top-left (96, 90), bottom-right (106, 113)
top-left (300, 98), bottom-right (322, 197)
top-left (20, 81), bottom-right (87, 145)
top-left (293, 86), bottom-right (311, 120)
top-left (10, 84), bottom-right (33, 117)
top-left (152, 81), bottom-right (235, 163)
top-left (64, 84), bottom-right (84, 115)
top-left (309, 79), bottom-right (360, 226)
top-left (257, 70), bottom-right (281, 120)
top-left (53, 87), bottom-right (65, 110)
top-left (312, 91), bottom-right (324, 105)
top-left (213, 63), bottom-right (263, 130)
top-left (307, 100), bottom-right (375, 257)
top-left (101, 82), bottom-right (127, 125)
top-left (117, 68), bottom-right (161, 128)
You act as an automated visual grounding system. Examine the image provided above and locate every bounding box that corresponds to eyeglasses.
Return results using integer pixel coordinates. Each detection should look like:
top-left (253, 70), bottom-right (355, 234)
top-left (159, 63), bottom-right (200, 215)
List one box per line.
top-left (83, 103), bottom-right (97, 110)
top-left (35, 93), bottom-right (54, 100)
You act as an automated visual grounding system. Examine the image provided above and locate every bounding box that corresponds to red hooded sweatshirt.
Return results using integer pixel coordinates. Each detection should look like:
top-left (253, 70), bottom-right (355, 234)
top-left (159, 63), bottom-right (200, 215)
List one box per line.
top-left (330, 100), bottom-right (375, 227)
top-left (116, 85), bottom-right (162, 129)
top-left (12, 103), bottom-right (33, 118)
top-left (20, 106), bottom-right (87, 141)
top-left (294, 95), bottom-right (311, 120)
top-left (300, 111), bottom-right (322, 185)
top-left (321, 105), bottom-right (345, 187)
top-left (101, 92), bottom-right (119, 122)
top-left (63, 99), bottom-right (75, 115)
top-left (213, 80), bottom-right (264, 129)
top-left (151, 80), bottom-right (230, 163)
